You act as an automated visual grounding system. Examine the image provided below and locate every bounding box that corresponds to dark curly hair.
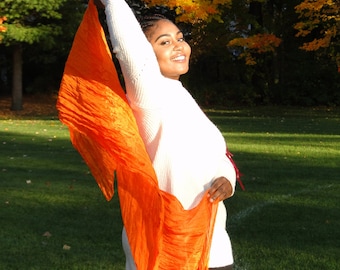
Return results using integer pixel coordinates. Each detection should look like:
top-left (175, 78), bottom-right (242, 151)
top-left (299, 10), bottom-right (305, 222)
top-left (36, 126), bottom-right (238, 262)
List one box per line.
top-left (137, 14), bottom-right (171, 39)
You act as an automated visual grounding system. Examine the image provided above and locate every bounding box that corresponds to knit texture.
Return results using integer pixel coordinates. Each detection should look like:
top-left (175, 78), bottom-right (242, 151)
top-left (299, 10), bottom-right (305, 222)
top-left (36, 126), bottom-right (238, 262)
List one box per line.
top-left (103, 0), bottom-right (236, 267)
top-left (57, 0), bottom-right (224, 269)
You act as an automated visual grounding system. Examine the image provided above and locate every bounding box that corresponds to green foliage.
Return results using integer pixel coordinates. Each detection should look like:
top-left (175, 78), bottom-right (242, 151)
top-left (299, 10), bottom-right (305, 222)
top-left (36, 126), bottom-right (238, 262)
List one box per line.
top-left (185, 0), bottom-right (340, 107)
top-left (4, 24), bottom-right (62, 47)
top-left (1, 0), bottom-right (339, 106)
top-left (0, 0), bottom-right (86, 53)
top-left (0, 0), bottom-right (68, 46)
top-left (22, 1), bottom-right (86, 94)
top-left (0, 0), bottom-right (86, 95)
top-left (1, 0), bottom-right (66, 20)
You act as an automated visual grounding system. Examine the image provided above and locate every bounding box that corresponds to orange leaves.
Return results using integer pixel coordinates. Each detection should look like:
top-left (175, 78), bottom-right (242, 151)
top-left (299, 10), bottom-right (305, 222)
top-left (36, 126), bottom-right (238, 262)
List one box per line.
top-left (228, 34), bottom-right (282, 53)
top-left (295, 0), bottom-right (335, 14)
top-left (300, 28), bottom-right (336, 51)
top-left (294, 0), bottom-right (339, 51)
top-left (0, 16), bottom-right (6, 31)
top-left (144, 0), bottom-right (232, 23)
top-left (294, 0), bottom-right (339, 71)
top-left (0, 16), bottom-right (7, 42)
top-left (228, 33), bottom-right (282, 65)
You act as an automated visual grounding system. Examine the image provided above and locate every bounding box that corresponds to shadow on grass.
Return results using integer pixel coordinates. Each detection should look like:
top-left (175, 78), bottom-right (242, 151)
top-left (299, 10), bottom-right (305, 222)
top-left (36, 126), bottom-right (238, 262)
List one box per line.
top-left (0, 130), bottom-right (125, 269)
top-left (1, 198), bottom-right (124, 269)
top-left (225, 150), bottom-right (340, 270)
top-left (229, 195), bottom-right (340, 270)
top-left (1, 112), bottom-right (339, 269)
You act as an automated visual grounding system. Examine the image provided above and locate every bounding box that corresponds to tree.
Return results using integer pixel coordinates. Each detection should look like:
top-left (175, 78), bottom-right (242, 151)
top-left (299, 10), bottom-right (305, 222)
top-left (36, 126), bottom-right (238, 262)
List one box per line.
top-left (0, 0), bottom-right (85, 110)
top-left (142, 0), bottom-right (339, 106)
top-left (228, 33), bottom-right (281, 65)
top-left (294, 0), bottom-right (340, 71)
top-left (219, 0), bottom-right (285, 104)
top-left (226, 0), bottom-right (282, 66)
top-left (0, 16), bottom-right (6, 41)
top-left (143, 0), bottom-right (232, 22)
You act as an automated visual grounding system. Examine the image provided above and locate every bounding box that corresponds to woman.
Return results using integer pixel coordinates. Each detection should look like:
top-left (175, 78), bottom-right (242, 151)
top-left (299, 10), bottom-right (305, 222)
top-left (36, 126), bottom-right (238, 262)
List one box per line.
top-left (99, 0), bottom-right (236, 269)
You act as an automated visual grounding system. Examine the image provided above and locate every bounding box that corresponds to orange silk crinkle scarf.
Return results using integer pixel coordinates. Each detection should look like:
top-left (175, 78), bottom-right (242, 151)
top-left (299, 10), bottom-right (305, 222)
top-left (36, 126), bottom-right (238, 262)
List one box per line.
top-left (57, 0), bottom-right (217, 269)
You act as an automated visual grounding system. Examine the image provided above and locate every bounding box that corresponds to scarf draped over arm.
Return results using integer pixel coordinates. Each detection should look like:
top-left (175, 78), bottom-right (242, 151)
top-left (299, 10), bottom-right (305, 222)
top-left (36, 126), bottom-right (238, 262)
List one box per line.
top-left (57, 1), bottom-right (217, 269)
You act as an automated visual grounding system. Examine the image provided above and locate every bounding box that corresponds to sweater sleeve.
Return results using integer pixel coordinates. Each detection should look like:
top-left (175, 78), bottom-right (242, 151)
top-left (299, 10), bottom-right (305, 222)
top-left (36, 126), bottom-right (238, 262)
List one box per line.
top-left (213, 155), bottom-right (236, 196)
top-left (101, 0), bottom-right (163, 106)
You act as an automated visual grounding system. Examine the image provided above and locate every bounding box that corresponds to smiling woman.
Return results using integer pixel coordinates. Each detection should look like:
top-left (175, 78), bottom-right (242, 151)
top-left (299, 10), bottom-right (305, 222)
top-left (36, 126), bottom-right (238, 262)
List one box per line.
top-left (139, 16), bottom-right (191, 80)
top-left (65, 0), bottom-right (237, 269)
top-left (99, 0), bottom-right (237, 268)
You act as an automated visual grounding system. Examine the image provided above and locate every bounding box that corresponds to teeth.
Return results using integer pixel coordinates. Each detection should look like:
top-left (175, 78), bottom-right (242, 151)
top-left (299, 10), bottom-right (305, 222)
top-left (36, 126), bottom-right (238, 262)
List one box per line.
top-left (173, 55), bottom-right (185, 61)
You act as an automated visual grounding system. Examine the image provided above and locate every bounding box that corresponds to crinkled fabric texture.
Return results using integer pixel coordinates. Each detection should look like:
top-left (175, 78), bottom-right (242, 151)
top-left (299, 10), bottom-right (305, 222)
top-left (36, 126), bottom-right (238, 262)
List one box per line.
top-left (57, 1), bottom-right (217, 269)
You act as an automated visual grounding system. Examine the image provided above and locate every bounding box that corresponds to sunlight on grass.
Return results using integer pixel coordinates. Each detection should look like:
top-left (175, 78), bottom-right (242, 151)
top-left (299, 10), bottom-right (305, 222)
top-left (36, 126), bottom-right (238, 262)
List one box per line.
top-left (226, 132), bottom-right (340, 166)
top-left (1, 107), bottom-right (339, 270)
top-left (208, 109), bottom-right (340, 270)
top-left (1, 119), bottom-right (125, 270)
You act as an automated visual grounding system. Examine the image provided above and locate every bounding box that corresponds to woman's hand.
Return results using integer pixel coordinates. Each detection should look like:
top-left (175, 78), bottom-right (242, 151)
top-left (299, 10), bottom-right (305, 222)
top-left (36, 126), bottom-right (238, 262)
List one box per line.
top-left (208, 177), bottom-right (233, 203)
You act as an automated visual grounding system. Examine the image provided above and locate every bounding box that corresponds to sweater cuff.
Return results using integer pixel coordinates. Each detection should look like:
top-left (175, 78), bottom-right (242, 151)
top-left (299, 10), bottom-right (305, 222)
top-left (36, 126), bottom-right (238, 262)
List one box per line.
top-left (213, 155), bottom-right (237, 196)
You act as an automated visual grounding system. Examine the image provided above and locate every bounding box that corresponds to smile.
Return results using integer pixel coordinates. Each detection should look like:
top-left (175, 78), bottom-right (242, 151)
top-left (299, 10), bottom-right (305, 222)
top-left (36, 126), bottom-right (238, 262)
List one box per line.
top-left (172, 55), bottom-right (186, 61)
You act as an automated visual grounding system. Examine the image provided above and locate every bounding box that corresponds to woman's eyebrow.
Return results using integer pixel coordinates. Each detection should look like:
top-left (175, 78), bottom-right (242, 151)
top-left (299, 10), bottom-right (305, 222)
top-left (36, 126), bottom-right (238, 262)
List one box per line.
top-left (155, 31), bottom-right (183, 42)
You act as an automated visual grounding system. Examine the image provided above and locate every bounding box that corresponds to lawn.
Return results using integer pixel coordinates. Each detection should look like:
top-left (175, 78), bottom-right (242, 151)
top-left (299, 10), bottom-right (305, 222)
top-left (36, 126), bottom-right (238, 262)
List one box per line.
top-left (1, 97), bottom-right (339, 269)
top-left (210, 107), bottom-right (340, 270)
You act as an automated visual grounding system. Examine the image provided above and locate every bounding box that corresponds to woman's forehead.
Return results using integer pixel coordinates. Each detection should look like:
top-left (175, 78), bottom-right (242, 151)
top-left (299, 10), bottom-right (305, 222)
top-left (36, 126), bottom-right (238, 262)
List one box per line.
top-left (150, 20), bottom-right (181, 38)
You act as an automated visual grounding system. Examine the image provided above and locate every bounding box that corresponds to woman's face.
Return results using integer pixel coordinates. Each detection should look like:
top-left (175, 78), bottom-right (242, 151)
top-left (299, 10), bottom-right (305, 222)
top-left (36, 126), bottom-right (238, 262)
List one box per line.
top-left (147, 20), bottom-right (191, 80)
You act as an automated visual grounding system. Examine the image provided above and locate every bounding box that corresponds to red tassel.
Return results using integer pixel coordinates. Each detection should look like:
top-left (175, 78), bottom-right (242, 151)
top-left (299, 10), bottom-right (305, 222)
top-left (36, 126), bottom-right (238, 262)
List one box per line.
top-left (226, 150), bottom-right (245, 191)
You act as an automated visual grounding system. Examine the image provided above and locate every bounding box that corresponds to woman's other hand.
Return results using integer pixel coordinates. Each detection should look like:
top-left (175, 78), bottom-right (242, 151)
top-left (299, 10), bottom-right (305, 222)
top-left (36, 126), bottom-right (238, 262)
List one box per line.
top-left (208, 177), bottom-right (233, 203)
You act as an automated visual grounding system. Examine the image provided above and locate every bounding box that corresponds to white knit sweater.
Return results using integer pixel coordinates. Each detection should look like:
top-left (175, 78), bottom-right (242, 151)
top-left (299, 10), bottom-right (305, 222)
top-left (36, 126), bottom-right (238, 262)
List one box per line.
top-left (103, 0), bottom-right (236, 267)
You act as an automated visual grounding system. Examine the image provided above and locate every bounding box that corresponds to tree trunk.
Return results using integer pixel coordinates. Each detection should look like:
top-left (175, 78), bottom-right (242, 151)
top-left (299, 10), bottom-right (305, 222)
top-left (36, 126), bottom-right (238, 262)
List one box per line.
top-left (11, 44), bottom-right (23, 111)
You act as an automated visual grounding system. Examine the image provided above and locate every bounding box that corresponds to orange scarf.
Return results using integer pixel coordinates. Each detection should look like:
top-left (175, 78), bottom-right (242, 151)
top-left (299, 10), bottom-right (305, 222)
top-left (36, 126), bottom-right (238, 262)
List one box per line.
top-left (57, 1), bottom-right (217, 269)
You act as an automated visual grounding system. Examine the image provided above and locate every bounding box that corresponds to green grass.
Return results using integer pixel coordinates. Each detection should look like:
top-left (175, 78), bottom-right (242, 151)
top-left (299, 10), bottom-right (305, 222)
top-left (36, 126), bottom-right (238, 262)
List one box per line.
top-left (0, 118), bottom-right (125, 269)
top-left (1, 107), bottom-right (339, 269)
top-left (208, 107), bottom-right (340, 270)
